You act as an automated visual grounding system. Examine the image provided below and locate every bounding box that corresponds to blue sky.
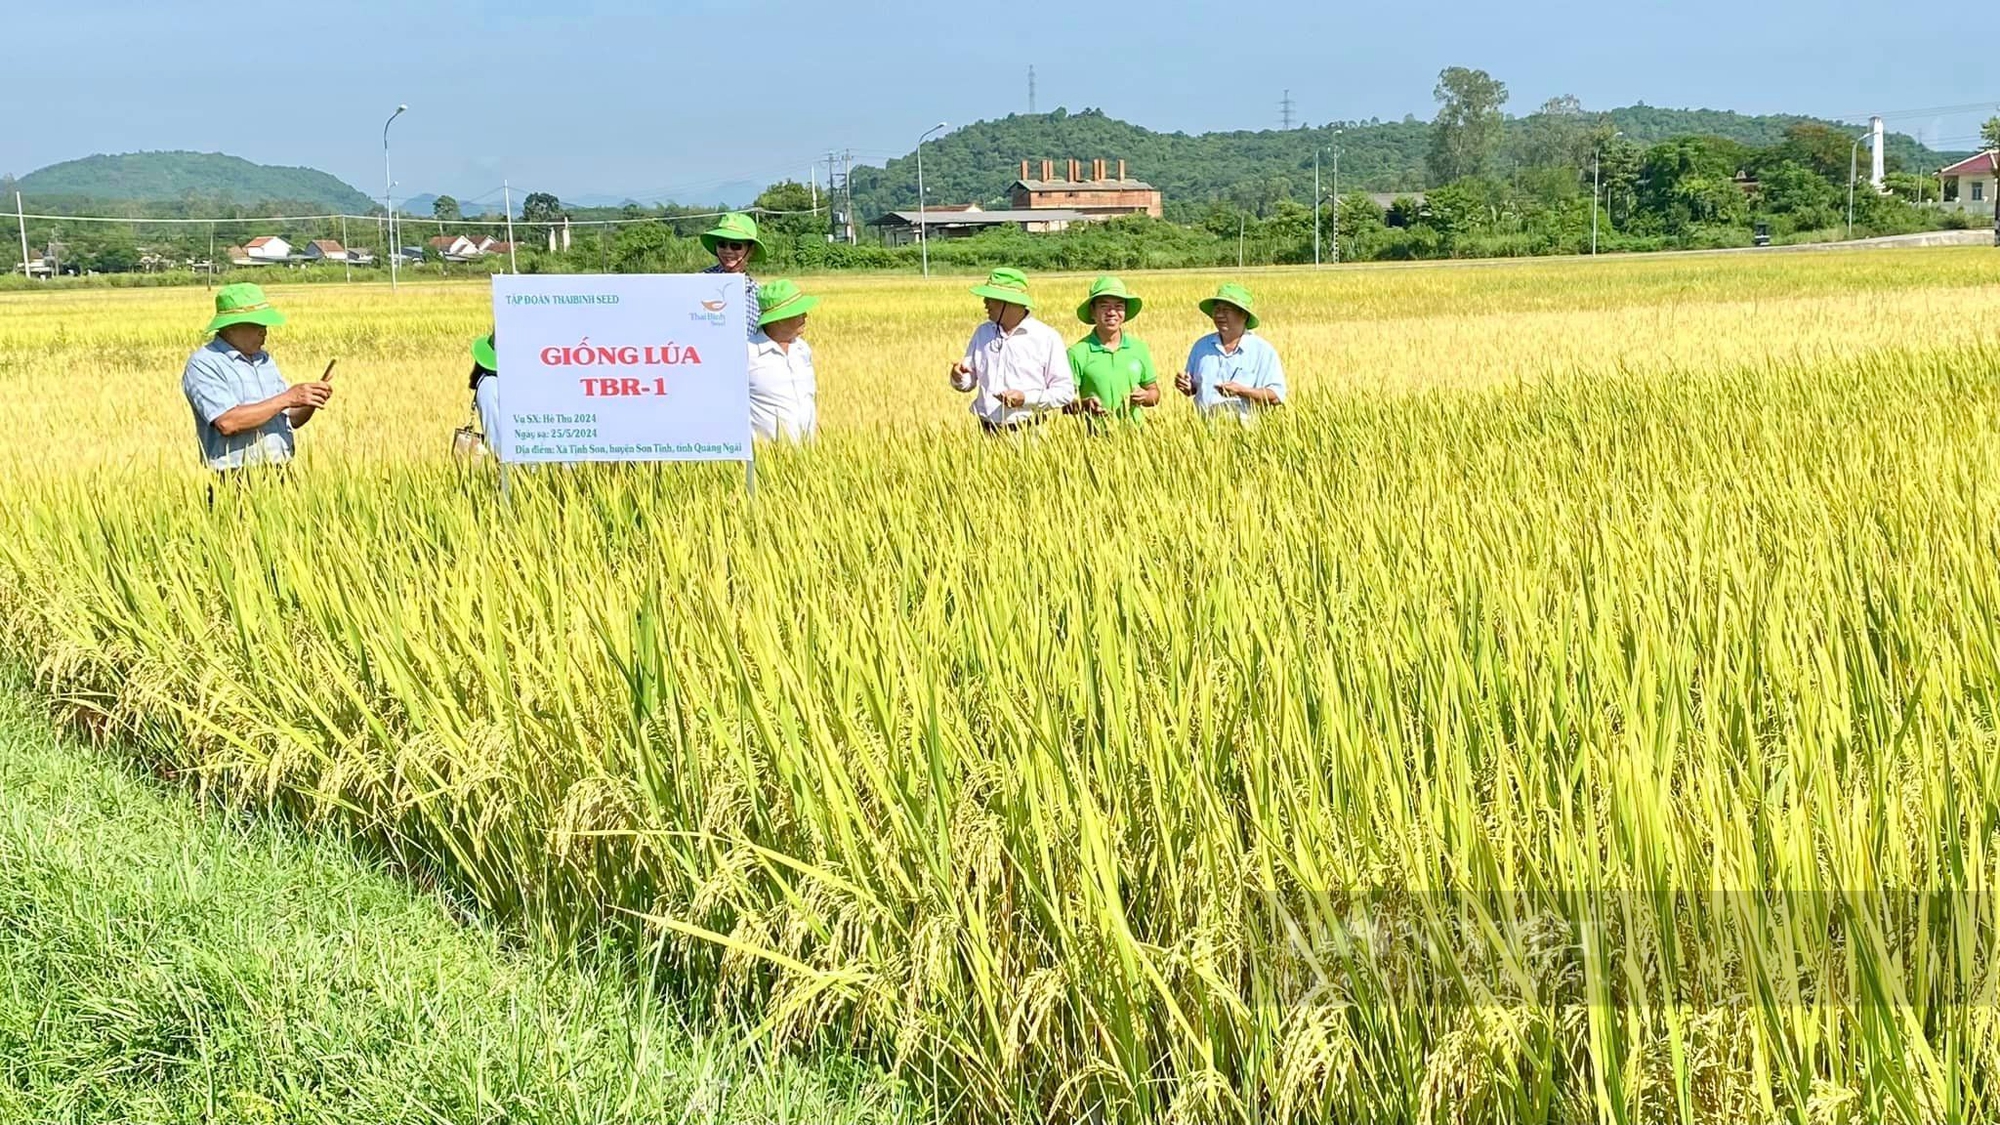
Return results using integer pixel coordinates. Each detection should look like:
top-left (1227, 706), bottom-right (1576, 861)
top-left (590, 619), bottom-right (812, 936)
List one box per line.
top-left (5, 0), bottom-right (1991, 208)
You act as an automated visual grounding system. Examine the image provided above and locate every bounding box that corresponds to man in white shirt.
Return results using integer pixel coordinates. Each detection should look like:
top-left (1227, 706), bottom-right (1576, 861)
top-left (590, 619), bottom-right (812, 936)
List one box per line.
top-left (746, 279), bottom-right (819, 442)
top-left (949, 267), bottom-right (1074, 433)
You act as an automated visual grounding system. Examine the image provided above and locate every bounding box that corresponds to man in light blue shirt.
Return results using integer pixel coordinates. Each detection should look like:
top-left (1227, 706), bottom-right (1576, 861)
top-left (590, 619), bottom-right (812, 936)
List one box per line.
top-left (181, 283), bottom-right (332, 471)
top-left (1177, 282), bottom-right (1287, 420)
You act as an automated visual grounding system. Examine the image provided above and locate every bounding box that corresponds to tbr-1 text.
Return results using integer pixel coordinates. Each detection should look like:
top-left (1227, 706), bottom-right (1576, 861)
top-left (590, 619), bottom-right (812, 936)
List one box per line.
top-left (577, 378), bottom-right (669, 397)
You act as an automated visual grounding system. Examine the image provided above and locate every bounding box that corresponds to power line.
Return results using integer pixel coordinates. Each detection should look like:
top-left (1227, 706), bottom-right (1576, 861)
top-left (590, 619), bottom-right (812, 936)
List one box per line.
top-left (10, 203), bottom-right (826, 229)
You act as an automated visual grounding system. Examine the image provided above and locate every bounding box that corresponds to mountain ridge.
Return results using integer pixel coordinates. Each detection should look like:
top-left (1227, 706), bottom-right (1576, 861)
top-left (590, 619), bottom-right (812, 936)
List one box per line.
top-left (13, 151), bottom-right (375, 211)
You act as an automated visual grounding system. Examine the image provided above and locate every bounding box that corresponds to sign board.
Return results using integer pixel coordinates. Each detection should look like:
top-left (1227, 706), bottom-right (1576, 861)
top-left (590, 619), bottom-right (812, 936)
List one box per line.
top-left (490, 273), bottom-right (750, 463)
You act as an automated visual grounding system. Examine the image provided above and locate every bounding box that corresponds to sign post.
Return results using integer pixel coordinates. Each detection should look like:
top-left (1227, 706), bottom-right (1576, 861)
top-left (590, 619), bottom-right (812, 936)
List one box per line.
top-left (490, 273), bottom-right (751, 474)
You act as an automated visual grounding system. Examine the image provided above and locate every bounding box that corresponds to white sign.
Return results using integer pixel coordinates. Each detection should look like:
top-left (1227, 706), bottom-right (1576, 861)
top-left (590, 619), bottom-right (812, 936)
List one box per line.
top-left (490, 273), bottom-right (750, 463)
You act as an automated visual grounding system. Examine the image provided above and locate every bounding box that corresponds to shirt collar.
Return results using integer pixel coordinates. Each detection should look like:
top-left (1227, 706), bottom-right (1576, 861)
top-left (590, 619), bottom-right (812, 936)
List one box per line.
top-left (751, 332), bottom-right (788, 355)
top-left (208, 336), bottom-right (265, 362)
top-left (1212, 331), bottom-right (1255, 356)
top-left (1085, 332), bottom-right (1128, 353)
top-left (995, 314), bottom-right (1037, 338)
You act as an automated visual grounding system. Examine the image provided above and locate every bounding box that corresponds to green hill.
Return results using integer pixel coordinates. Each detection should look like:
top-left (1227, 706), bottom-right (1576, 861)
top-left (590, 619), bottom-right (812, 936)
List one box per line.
top-left (13, 151), bottom-right (375, 211)
top-left (848, 106), bottom-right (1968, 222)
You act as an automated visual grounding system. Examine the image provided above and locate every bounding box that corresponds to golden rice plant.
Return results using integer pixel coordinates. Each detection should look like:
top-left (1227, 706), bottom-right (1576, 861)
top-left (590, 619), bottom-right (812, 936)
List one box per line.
top-left (2, 250), bottom-right (1998, 1123)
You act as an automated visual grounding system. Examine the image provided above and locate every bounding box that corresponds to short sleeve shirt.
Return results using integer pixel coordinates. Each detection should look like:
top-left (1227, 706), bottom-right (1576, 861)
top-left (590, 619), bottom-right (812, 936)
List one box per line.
top-left (181, 337), bottom-right (295, 470)
top-left (1184, 332), bottom-right (1286, 419)
top-left (1066, 333), bottom-right (1158, 426)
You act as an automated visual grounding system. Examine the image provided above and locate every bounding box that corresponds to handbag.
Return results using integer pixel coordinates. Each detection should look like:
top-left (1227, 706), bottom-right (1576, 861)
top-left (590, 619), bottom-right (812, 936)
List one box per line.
top-left (451, 390), bottom-right (489, 459)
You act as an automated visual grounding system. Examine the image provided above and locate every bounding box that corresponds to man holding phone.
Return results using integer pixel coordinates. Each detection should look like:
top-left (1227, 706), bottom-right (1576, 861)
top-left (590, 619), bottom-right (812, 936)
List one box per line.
top-left (181, 283), bottom-right (333, 474)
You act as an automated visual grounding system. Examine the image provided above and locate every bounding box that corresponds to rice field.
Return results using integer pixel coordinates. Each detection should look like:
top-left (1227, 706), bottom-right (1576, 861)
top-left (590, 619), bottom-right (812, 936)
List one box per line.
top-left (2, 250), bottom-right (1998, 1123)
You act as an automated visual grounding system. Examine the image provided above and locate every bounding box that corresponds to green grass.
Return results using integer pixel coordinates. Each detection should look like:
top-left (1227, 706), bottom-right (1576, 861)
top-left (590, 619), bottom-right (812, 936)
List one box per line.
top-left (0, 678), bottom-right (917, 1125)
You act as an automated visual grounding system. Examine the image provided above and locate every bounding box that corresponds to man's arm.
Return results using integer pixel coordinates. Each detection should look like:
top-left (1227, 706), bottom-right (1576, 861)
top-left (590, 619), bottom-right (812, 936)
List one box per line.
top-left (216, 384), bottom-right (326, 434)
top-left (949, 327), bottom-right (981, 392)
top-left (1021, 332), bottom-right (1075, 410)
top-left (1255, 348), bottom-right (1287, 407)
top-left (1131, 344), bottom-right (1161, 407)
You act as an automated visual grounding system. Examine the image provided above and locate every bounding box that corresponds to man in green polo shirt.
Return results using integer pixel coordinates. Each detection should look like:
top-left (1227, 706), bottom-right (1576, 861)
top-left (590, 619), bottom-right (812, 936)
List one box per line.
top-left (1064, 275), bottom-right (1159, 430)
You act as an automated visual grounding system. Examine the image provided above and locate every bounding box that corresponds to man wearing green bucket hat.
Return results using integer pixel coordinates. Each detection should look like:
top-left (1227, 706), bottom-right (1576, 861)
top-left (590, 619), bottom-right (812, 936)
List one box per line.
top-left (181, 282), bottom-right (333, 472)
top-left (948, 267), bottom-right (1073, 434)
top-left (1176, 281), bottom-right (1287, 420)
top-left (699, 211), bottom-right (762, 340)
top-left (746, 279), bottom-right (820, 442)
top-left (1064, 275), bottom-right (1159, 430)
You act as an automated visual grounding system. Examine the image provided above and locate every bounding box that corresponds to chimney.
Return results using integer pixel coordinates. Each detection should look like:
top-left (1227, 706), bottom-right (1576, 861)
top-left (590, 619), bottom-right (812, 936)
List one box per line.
top-left (1020, 160), bottom-right (1031, 181)
top-left (1041, 159), bottom-right (1054, 182)
top-left (1068, 158), bottom-right (1080, 182)
top-left (1117, 159), bottom-right (1127, 182)
top-left (1091, 159), bottom-right (1103, 181)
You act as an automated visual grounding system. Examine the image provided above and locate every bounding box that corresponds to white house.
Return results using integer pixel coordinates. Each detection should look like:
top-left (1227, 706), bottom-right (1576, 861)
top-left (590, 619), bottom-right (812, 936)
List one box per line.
top-left (1936, 152), bottom-right (1996, 216)
top-left (243, 235), bottom-right (291, 263)
top-left (428, 234), bottom-right (481, 261)
top-left (303, 239), bottom-right (348, 262)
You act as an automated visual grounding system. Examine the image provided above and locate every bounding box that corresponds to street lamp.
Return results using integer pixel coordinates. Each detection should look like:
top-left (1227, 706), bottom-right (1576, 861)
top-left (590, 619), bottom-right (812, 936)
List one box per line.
top-left (916, 121), bottom-right (947, 278)
top-left (1847, 128), bottom-right (1875, 241)
top-left (383, 104), bottom-right (407, 291)
top-left (1592, 130), bottom-right (1623, 256)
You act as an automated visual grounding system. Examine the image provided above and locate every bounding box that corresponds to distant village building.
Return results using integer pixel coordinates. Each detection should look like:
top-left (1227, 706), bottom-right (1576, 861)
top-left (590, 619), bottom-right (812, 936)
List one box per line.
top-left (303, 239), bottom-right (349, 262)
top-left (243, 235), bottom-right (291, 263)
top-left (427, 234), bottom-right (513, 262)
top-left (872, 206), bottom-right (1094, 245)
top-left (1936, 152), bottom-right (1997, 216)
top-left (871, 158), bottom-right (1161, 244)
top-left (1010, 159), bottom-right (1162, 218)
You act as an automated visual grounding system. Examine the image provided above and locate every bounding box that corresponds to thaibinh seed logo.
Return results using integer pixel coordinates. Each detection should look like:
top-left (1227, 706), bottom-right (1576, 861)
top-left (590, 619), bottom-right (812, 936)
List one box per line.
top-left (689, 286), bottom-right (730, 326)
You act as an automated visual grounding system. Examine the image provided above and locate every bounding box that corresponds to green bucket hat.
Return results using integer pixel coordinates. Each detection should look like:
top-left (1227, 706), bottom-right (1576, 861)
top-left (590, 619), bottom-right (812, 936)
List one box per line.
top-left (969, 267), bottom-right (1035, 310)
top-left (471, 333), bottom-right (497, 370)
top-left (756, 279), bottom-right (820, 327)
top-left (1076, 275), bottom-right (1143, 324)
top-left (205, 282), bottom-right (287, 334)
top-left (1198, 282), bottom-right (1260, 331)
top-left (700, 212), bottom-right (763, 258)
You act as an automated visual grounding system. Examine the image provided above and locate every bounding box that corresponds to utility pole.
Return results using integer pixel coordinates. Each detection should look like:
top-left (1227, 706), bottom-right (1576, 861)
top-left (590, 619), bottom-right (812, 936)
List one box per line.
top-left (844, 149), bottom-right (856, 243)
top-left (1238, 213), bottom-right (1245, 267)
top-left (1592, 130), bottom-right (1623, 256)
top-left (1280, 89), bottom-right (1294, 131)
top-left (14, 192), bottom-right (29, 282)
top-left (1991, 108), bottom-right (2000, 247)
top-left (1028, 65), bottom-right (1037, 114)
top-left (1313, 149), bottom-right (1320, 267)
top-left (503, 180), bottom-right (518, 272)
top-left (1330, 135), bottom-right (1340, 264)
top-left (340, 214), bottom-right (351, 281)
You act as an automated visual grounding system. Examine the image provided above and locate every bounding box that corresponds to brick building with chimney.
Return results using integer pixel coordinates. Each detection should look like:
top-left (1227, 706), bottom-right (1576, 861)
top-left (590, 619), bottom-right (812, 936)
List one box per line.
top-left (1010, 159), bottom-right (1162, 218)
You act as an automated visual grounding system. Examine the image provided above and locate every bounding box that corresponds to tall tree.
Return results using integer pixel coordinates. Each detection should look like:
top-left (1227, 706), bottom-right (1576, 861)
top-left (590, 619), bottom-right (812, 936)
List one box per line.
top-left (752, 180), bottom-right (822, 240)
top-left (1981, 116), bottom-right (2000, 152)
top-left (520, 192), bottom-right (564, 225)
top-left (432, 195), bottom-right (461, 222)
top-left (1518, 95), bottom-right (1596, 175)
top-left (1428, 67), bottom-right (1509, 184)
